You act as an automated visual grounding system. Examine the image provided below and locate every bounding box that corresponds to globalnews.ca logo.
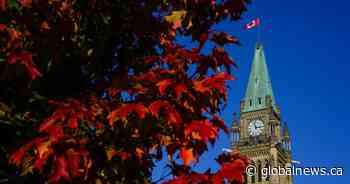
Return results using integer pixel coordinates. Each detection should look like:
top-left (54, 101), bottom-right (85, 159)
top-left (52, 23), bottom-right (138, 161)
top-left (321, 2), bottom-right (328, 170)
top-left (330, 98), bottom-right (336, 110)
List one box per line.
top-left (246, 165), bottom-right (344, 177)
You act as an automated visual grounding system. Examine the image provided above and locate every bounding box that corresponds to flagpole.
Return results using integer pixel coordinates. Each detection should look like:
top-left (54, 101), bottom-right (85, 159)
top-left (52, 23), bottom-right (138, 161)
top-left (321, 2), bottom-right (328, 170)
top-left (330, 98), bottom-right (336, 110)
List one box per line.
top-left (257, 18), bottom-right (261, 44)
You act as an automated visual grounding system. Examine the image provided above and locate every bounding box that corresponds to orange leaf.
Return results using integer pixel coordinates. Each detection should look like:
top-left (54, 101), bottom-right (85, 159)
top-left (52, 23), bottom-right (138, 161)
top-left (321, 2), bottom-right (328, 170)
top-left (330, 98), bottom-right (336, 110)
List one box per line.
top-left (135, 148), bottom-right (144, 159)
top-left (193, 80), bottom-right (208, 93)
top-left (40, 21), bottom-right (50, 30)
top-left (36, 141), bottom-right (52, 159)
top-left (179, 148), bottom-right (195, 166)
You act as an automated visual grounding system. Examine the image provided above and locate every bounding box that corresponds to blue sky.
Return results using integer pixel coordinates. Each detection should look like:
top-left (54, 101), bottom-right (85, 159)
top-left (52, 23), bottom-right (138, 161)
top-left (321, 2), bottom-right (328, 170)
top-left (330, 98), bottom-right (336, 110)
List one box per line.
top-left (153, 0), bottom-right (350, 183)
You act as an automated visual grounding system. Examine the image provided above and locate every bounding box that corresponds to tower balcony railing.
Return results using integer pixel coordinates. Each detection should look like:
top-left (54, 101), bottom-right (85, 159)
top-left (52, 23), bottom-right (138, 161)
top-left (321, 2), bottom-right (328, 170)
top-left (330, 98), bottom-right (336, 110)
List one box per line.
top-left (232, 135), bottom-right (290, 154)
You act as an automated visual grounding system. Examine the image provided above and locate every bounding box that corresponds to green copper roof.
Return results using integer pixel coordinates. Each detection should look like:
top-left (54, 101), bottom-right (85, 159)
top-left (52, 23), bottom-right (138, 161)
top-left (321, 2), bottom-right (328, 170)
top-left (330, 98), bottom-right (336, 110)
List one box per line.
top-left (243, 43), bottom-right (276, 112)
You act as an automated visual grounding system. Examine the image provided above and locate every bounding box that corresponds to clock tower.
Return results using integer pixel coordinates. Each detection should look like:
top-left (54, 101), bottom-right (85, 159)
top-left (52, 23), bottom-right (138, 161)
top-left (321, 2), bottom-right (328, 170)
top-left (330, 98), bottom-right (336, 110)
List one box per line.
top-left (231, 43), bottom-right (293, 184)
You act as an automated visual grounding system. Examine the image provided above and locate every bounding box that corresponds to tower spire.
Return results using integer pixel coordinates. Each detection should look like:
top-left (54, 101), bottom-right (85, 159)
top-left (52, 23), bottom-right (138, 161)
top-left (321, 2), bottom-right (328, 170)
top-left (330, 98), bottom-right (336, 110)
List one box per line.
top-left (283, 122), bottom-right (290, 137)
top-left (243, 43), bottom-right (276, 112)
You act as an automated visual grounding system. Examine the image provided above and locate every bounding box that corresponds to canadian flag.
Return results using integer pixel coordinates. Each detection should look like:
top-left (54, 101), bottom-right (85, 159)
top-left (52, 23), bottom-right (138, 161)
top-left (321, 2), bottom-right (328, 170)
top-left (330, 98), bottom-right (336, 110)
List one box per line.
top-left (244, 18), bottom-right (260, 30)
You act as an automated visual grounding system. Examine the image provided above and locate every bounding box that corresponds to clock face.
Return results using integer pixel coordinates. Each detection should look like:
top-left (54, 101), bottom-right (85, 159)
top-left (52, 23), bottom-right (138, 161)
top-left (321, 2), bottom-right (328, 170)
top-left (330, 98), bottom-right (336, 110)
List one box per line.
top-left (248, 120), bottom-right (264, 136)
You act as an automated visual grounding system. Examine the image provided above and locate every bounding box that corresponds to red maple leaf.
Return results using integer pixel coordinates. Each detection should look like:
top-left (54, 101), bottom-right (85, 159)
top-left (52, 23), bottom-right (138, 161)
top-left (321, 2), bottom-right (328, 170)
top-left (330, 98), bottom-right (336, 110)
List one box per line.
top-left (190, 173), bottom-right (209, 183)
top-left (67, 114), bottom-right (79, 129)
top-left (149, 100), bottom-right (182, 124)
top-left (108, 103), bottom-right (148, 126)
top-left (214, 159), bottom-right (247, 184)
top-left (174, 83), bottom-right (187, 98)
top-left (0, 0), bottom-right (5, 11)
top-left (9, 148), bottom-right (26, 167)
top-left (66, 149), bottom-right (82, 177)
top-left (19, 0), bottom-right (32, 7)
top-left (162, 176), bottom-right (188, 184)
top-left (157, 79), bottom-right (173, 95)
top-left (194, 72), bottom-right (234, 94)
top-left (149, 100), bottom-right (171, 118)
top-left (9, 140), bottom-right (36, 167)
top-left (0, 24), bottom-right (6, 31)
top-left (117, 151), bottom-right (131, 161)
top-left (48, 155), bottom-right (70, 183)
top-left (167, 109), bottom-right (182, 125)
top-left (47, 125), bottom-right (64, 143)
top-left (7, 52), bottom-right (42, 80)
top-left (184, 120), bottom-right (218, 141)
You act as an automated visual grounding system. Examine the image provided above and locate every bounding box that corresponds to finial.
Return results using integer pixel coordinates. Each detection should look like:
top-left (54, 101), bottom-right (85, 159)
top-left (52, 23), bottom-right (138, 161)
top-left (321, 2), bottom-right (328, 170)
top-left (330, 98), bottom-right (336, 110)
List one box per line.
top-left (255, 42), bottom-right (263, 50)
top-left (283, 121), bottom-right (290, 137)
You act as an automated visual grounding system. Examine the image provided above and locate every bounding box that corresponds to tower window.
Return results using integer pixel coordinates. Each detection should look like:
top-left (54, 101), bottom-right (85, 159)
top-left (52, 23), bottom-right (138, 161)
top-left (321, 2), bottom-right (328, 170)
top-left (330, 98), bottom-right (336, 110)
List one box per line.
top-left (249, 99), bottom-right (252, 106)
top-left (258, 97), bottom-right (262, 104)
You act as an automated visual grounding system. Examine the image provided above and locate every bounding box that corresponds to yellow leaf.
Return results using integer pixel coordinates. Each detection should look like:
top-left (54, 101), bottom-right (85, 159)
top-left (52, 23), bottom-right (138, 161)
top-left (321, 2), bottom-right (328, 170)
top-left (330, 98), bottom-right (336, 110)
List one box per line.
top-left (0, 102), bottom-right (10, 118)
top-left (87, 49), bottom-right (93, 56)
top-left (160, 136), bottom-right (171, 145)
top-left (20, 165), bottom-right (34, 176)
top-left (164, 10), bottom-right (187, 29)
top-left (191, 132), bottom-right (202, 140)
top-left (20, 156), bottom-right (35, 176)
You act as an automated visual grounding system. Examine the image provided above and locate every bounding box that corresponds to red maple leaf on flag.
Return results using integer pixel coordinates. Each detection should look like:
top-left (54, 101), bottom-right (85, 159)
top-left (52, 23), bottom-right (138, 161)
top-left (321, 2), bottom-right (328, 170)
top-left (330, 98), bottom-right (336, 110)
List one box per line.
top-left (244, 18), bottom-right (260, 30)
